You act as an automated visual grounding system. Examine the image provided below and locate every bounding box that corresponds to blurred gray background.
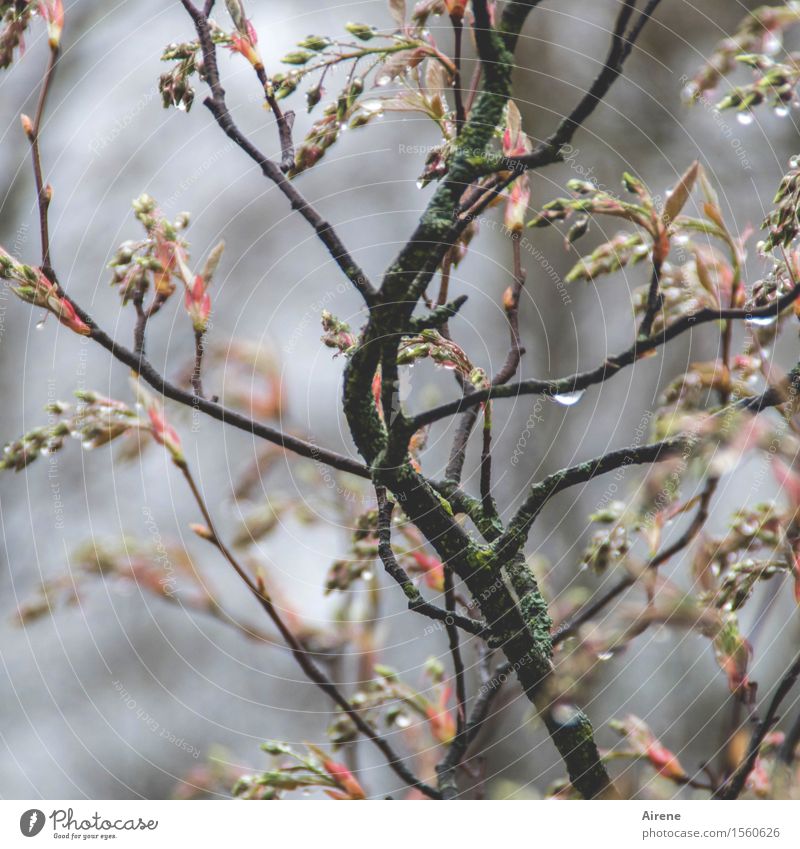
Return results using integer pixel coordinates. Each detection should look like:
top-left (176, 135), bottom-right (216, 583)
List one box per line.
top-left (2, 0), bottom-right (800, 799)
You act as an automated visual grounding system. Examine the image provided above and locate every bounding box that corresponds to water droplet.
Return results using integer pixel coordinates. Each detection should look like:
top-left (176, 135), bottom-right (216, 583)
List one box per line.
top-left (790, 156), bottom-right (800, 170)
top-left (763, 32), bottom-right (782, 55)
top-left (376, 74), bottom-right (391, 87)
top-left (551, 702), bottom-right (582, 725)
top-left (737, 111), bottom-right (754, 126)
top-left (596, 650), bottom-right (614, 661)
top-left (176, 101), bottom-right (187, 112)
top-left (775, 105), bottom-right (790, 118)
top-left (553, 389), bottom-right (584, 406)
top-left (35, 317), bottom-right (46, 330)
top-left (361, 569), bottom-right (373, 581)
top-left (360, 100), bottom-right (383, 115)
top-left (415, 178), bottom-right (425, 190)
top-left (673, 233), bottom-right (689, 246)
top-left (395, 714), bottom-right (411, 729)
top-left (681, 83), bottom-right (698, 102)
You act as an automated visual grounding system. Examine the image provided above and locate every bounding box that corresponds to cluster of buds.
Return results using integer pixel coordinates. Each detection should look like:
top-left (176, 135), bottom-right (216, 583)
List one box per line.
top-left (761, 158), bottom-right (800, 252)
top-left (659, 359), bottom-right (750, 412)
top-left (716, 558), bottom-right (785, 612)
top-left (748, 258), bottom-right (800, 323)
top-left (632, 246), bottom-right (736, 337)
top-left (0, 391), bottom-right (142, 473)
top-left (529, 177), bottom-right (654, 234)
top-left (16, 535), bottom-right (203, 626)
top-left (397, 329), bottom-right (487, 388)
top-left (109, 194), bottom-right (191, 304)
top-left (0, 2), bottom-right (32, 69)
top-left (566, 231), bottom-right (650, 283)
top-left (158, 24), bottom-right (228, 112)
top-left (684, 2), bottom-right (800, 101)
top-left (581, 514), bottom-right (631, 574)
top-left (261, 17), bottom-right (448, 175)
top-left (610, 715), bottom-right (688, 783)
top-left (716, 55), bottom-right (800, 117)
top-left (232, 742), bottom-right (365, 800)
top-left (320, 310), bottom-right (357, 355)
top-left (159, 42), bottom-right (199, 111)
top-left (712, 617), bottom-right (753, 694)
top-left (37, 0), bottom-right (63, 50)
top-left (0, 247), bottom-right (90, 335)
top-left (291, 78), bottom-right (374, 175)
top-left (325, 505), bottom-right (445, 595)
top-left (111, 195), bottom-right (221, 336)
top-left (328, 663), bottom-right (456, 751)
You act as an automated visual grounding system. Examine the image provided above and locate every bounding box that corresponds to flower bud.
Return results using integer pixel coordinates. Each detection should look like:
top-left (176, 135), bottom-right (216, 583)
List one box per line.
top-left (445, 0), bottom-right (468, 20)
top-left (189, 523), bottom-right (214, 541)
top-left (504, 177), bottom-right (530, 233)
top-left (281, 50), bottom-right (313, 66)
top-left (225, 0), bottom-right (248, 33)
top-left (298, 35), bottom-right (330, 52)
top-left (20, 113), bottom-right (34, 139)
top-left (39, 1), bottom-right (64, 50)
top-left (184, 275), bottom-right (211, 333)
top-left (229, 20), bottom-right (262, 71)
top-left (345, 22), bottom-right (375, 41)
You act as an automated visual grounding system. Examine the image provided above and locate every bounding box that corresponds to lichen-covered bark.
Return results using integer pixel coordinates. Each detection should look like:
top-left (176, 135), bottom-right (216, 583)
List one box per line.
top-left (341, 9), bottom-right (614, 798)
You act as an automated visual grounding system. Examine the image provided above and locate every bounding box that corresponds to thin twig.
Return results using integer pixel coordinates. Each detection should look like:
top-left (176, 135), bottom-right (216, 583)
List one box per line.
top-left (450, 14), bottom-right (466, 131)
top-left (26, 44), bottom-right (59, 269)
top-left (444, 235), bottom-right (527, 484)
top-left (375, 489), bottom-right (488, 638)
top-left (191, 328), bottom-right (206, 398)
top-left (715, 648), bottom-right (800, 799)
top-left (254, 64), bottom-right (295, 173)
top-left (436, 660), bottom-right (513, 798)
top-left (179, 0), bottom-right (376, 303)
top-left (443, 564), bottom-right (468, 740)
top-left (637, 260), bottom-right (663, 339)
top-left (511, 0), bottom-right (663, 171)
top-left (62, 291), bottom-right (371, 477)
top-left (553, 478), bottom-right (718, 645)
top-left (180, 462), bottom-right (440, 798)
